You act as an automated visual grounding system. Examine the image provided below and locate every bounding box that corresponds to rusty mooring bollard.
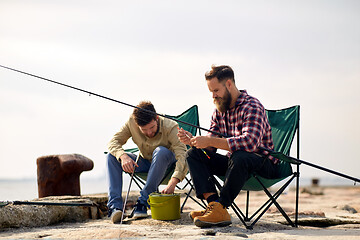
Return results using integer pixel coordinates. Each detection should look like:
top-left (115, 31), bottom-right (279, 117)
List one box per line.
top-left (37, 154), bottom-right (94, 198)
top-left (311, 178), bottom-right (320, 187)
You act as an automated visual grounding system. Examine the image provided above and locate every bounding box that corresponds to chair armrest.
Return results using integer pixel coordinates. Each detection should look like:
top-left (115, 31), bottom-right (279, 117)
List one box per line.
top-left (125, 148), bottom-right (139, 153)
top-left (259, 146), bottom-right (300, 165)
top-left (268, 151), bottom-right (300, 164)
top-left (104, 147), bottom-right (139, 155)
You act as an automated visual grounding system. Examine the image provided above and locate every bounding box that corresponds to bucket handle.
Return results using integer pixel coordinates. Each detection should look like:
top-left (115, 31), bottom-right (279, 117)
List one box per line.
top-left (147, 196), bottom-right (177, 208)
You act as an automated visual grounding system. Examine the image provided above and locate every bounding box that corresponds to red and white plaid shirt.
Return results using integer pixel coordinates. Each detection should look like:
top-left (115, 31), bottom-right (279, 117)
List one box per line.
top-left (208, 90), bottom-right (278, 164)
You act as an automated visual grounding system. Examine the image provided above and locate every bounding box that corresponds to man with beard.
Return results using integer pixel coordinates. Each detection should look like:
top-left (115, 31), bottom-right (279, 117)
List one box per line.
top-left (107, 101), bottom-right (188, 223)
top-left (178, 65), bottom-right (280, 228)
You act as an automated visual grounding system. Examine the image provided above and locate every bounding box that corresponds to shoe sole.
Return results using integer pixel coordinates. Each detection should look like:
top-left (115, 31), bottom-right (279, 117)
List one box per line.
top-left (111, 211), bottom-right (123, 223)
top-left (194, 219), bottom-right (231, 228)
top-left (133, 213), bottom-right (148, 219)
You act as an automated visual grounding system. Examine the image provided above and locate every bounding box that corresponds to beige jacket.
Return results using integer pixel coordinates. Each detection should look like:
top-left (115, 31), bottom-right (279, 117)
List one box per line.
top-left (107, 116), bottom-right (188, 181)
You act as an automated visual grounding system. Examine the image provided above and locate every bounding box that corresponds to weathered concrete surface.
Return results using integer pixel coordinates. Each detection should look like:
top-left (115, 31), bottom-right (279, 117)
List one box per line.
top-left (0, 196), bottom-right (98, 228)
top-left (0, 187), bottom-right (359, 240)
top-left (0, 192), bottom-right (139, 229)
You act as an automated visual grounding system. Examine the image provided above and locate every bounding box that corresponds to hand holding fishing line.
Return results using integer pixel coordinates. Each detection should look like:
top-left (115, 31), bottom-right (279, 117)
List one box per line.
top-left (177, 127), bottom-right (211, 159)
top-left (189, 136), bottom-right (210, 149)
top-left (177, 127), bottom-right (193, 146)
top-left (177, 127), bottom-right (207, 148)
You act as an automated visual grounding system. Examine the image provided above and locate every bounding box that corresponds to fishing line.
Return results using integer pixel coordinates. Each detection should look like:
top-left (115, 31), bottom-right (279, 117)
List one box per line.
top-left (0, 64), bottom-right (224, 138)
top-left (1, 64), bottom-right (359, 183)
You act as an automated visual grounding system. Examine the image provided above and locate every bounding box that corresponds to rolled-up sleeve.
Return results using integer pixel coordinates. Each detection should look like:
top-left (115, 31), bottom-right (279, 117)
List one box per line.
top-left (168, 125), bottom-right (188, 181)
top-left (107, 119), bottom-right (132, 162)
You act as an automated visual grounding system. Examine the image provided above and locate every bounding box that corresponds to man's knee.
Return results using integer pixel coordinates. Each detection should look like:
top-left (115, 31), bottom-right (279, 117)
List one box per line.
top-left (185, 147), bottom-right (200, 164)
top-left (153, 146), bottom-right (171, 157)
top-left (230, 151), bottom-right (254, 168)
top-left (152, 146), bottom-right (174, 164)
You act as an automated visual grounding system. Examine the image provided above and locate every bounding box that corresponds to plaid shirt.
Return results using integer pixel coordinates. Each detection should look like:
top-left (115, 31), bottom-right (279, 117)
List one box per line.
top-left (208, 90), bottom-right (278, 163)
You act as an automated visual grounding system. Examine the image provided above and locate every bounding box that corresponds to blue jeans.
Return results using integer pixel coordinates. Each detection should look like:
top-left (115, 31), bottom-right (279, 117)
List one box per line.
top-left (106, 146), bottom-right (177, 211)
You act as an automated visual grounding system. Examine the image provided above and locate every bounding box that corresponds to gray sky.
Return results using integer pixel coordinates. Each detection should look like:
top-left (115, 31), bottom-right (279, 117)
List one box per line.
top-left (1, 0), bottom-right (359, 182)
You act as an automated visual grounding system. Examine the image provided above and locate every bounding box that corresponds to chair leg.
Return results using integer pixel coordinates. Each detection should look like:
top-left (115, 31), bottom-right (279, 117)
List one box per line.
top-left (208, 173), bottom-right (297, 229)
top-left (230, 203), bottom-right (250, 229)
top-left (295, 166), bottom-right (300, 227)
top-left (183, 185), bottom-right (207, 209)
top-left (245, 191), bottom-right (250, 221)
top-left (247, 176), bottom-right (292, 222)
top-left (180, 186), bottom-right (191, 213)
top-left (181, 179), bottom-right (191, 189)
top-left (253, 175), bottom-right (296, 227)
top-left (177, 177), bottom-right (207, 212)
top-left (131, 174), bottom-right (145, 190)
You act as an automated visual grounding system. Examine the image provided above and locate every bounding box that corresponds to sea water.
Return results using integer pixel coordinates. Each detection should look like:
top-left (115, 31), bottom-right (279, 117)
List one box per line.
top-left (0, 176), bottom-right (355, 202)
top-left (0, 177), bottom-right (125, 201)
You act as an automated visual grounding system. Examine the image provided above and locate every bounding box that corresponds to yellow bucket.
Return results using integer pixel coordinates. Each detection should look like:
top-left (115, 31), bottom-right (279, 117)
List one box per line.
top-left (147, 193), bottom-right (180, 220)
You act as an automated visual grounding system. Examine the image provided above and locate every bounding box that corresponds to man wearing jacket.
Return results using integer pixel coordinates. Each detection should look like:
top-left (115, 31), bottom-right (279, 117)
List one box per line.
top-left (107, 101), bottom-right (188, 223)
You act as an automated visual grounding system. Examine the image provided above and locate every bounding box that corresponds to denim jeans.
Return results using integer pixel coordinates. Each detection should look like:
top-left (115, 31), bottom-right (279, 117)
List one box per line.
top-left (106, 146), bottom-right (177, 211)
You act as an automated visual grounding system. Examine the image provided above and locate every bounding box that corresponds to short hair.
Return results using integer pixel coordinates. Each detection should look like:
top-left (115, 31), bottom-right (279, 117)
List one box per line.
top-left (205, 65), bottom-right (235, 83)
top-left (133, 101), bottom-right (157, 126)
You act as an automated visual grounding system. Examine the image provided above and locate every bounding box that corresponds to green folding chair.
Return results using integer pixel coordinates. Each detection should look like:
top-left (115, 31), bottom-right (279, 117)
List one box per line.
top-left (214, 105), bottom-right (300, 229)
top-left (126, 105), bottom-right (207, 212)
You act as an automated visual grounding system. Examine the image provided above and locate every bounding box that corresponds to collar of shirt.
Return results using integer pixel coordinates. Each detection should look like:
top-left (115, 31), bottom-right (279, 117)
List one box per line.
top-left (236, 90), bottom-right (248, 106)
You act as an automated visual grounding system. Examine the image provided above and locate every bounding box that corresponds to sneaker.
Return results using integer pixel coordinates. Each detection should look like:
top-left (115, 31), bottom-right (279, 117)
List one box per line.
top-left (133, 200), bottom-right (148, 219)
top-left (189, 208), bottom-right (207, 221)
top-left (110, 208), bottom-right (123, 224)
top-left (193, 202), bottom-right (231, 228)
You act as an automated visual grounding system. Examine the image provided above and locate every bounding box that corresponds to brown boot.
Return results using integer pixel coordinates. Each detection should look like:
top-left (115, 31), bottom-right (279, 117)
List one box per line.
top-left (193, 202), bottom-right (231, 228)
top-left (189, 208), bottom-right (207, 220)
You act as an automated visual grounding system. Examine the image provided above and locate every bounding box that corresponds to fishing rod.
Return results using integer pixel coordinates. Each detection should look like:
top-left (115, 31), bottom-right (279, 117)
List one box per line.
top-left (259, 146), bottom-right (360, 184)
top-left (1, 64), bottom-right (359, 184)
top-left (0, 64), bottom-right (221, 137)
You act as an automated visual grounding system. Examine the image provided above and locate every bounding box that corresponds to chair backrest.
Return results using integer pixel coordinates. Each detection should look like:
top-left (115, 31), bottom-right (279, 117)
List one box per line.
top-left (266, 106), bottom-right (300, 156)
top-left (135, 105), bottom-right (200, 184)
top-left (242, 105), bottom-right (300, 190)
top-left (166, 105), bottom-right (200, 137)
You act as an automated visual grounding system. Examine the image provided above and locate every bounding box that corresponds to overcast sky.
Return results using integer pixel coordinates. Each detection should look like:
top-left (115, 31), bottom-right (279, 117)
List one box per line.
top-left (1, 0), bottom-right (359, 183)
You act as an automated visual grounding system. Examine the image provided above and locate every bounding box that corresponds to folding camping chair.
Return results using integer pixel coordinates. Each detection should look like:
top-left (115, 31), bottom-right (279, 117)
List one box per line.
top-left (213, 105), bottom-right (300, 229)
top-left (126, 105), bottom-right (207, 212)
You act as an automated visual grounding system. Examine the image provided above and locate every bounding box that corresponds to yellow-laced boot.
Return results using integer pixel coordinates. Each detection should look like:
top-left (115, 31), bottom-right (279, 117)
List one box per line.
top-left (189, 208), bottom-right (207, 220)
top-left (193, 202), bottom-right (231, 228)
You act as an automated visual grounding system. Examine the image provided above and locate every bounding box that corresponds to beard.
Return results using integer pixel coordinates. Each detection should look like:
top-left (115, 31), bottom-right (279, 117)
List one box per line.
top-left (214, 88), bottom-right (232, 113)
top-left (146, 119), bottom-right (160, 138)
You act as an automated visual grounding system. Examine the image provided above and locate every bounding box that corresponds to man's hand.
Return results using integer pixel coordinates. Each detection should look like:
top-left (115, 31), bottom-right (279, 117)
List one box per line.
top-left (189, 136), bottom-right (211, 149)
top-left (189, 135), bottom-right (231, 151)
top-left (178, 127), bottom-right (216, 149)
top-left (161, 177), bottom-right (180, 194)
top-left (120, 154), bottom-right (139, 173)
top-left (177, 127), bottom-right (193, 146)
